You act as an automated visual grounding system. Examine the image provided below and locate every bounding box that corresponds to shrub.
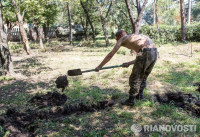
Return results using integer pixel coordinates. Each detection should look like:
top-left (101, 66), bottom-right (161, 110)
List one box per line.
top-left (140, 23), bottom-right (200, 44)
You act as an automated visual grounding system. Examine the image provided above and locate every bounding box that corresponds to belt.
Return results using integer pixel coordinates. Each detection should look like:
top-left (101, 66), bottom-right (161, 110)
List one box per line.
top-left (139, 48), bottom-right (157, 52)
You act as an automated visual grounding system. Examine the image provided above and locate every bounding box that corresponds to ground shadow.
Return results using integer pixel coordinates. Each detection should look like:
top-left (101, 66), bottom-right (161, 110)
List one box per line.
top-left (13, 56), bottom-right (52, 77)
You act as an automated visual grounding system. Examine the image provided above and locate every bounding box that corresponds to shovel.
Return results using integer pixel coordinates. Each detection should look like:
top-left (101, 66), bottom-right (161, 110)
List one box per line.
top-left (68, 65), bottom-right (123, 76)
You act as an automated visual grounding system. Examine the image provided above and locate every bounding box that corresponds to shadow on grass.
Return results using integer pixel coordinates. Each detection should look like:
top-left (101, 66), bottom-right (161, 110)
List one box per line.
top-left (0, 78), bottom-right (131, 136)
top-left (0, 79), bottom-right (55, 109)
top-left (13, 56), bottom-right (52, 77)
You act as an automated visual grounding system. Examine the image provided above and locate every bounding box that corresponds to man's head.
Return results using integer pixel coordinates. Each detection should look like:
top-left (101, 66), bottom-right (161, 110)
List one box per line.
top-left (115, 30), bottom-right (127, 41)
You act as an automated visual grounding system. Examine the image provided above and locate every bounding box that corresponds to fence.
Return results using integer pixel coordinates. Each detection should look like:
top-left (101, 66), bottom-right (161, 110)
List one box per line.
top-left (6, 27), bottom-right (57, 42)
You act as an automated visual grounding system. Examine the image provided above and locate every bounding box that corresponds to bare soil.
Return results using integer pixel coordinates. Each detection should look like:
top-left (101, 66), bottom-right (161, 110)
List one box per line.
top-left (29, 91), bottom-right (67, 108)
top-left (154, 92), bottom-right (200, 117)
top-left (0, 91), bottom-right (114, 137)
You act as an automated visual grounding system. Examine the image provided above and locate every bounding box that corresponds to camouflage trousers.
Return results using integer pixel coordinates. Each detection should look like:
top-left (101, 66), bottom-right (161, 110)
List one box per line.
top-left (129, 48), bottom-right (157, 97)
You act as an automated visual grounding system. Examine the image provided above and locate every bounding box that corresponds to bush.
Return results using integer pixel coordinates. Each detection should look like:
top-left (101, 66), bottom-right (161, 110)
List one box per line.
top-left (140, 23), bottom-right (200, 44)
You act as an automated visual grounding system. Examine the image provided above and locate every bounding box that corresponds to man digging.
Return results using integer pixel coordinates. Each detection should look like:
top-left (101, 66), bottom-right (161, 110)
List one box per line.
top-left (95, 30), bottom-right (157, 106)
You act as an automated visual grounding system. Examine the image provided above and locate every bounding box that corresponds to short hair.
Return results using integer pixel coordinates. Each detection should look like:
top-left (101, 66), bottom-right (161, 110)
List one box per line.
top-left (115, 30), bottom-right (127, 38)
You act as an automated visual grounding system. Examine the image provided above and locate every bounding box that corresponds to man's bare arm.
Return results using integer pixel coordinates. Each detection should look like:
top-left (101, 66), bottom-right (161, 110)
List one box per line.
top-left (127, 60), bottom-right (135, 65)
top-left (122, 60), bottom-right (135, 67)
top-left (95, 41), bottom-right (122, 71)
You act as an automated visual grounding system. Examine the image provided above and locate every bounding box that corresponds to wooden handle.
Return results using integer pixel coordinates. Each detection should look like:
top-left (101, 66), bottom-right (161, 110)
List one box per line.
top-left (82, 65), bottom-right (123, 73)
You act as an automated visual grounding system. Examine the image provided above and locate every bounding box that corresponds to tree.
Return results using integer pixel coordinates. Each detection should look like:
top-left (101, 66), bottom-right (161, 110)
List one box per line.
top-left (96, 0), bottom-right (113, 47)
top-left (0, 1), bottom-right (14, 75)
top-left (2, 0), bottom-right (17, 41)
top-left (187, 0), bottom-right (191, 25)
top-left (67, 2), bottom-right (73, 45)
top-left (180, 0), bottom-right (186, 41)
top-left (11, 0), bottom-right (31, 55)
top-left (25, 0), bottom-right (60, 49)
top-left (80, 0), bottom-right (96, 42)
top-left (124, 0), bottom-right (148, 34)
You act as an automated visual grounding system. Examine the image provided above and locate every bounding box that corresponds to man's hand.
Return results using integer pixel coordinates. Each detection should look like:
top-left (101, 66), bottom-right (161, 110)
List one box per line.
top-left (122, 63), bottom-right (130, 68)
top-left (95, 66), bottom-right (101, 72)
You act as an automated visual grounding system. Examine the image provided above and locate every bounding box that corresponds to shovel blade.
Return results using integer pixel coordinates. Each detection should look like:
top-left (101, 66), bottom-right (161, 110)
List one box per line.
top-left (68, 69), bottom-right (82, 76)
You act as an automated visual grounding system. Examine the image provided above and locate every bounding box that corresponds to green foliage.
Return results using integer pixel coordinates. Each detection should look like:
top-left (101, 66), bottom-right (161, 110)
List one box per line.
top-left (25, 0), bottom-right (60, 26)
top-left (140, 23), bottom-right (200, 43)
top-left (192, 0), bottom-right (200, 21)
top-left (0, 125), bottom-right (10, 137)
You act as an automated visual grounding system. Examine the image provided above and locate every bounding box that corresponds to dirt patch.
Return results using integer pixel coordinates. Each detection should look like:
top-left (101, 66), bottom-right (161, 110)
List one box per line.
top-left (0, 100), bottom-right (114, 136)
top-left (55, 75), bottom-right (68, 92)
top-left (0, 109), bottom-right (36, 137)
top-left (154, 92), bottom-right (200, 117)
top-left (29, 91), bottom-right (67, 108)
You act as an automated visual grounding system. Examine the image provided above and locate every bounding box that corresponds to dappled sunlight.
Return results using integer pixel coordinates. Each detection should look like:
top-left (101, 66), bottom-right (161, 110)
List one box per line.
top-left (1, 42), bottom-right (200, 136)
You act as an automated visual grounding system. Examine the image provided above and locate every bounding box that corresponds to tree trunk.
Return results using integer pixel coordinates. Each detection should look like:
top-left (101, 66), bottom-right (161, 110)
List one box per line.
top-left (187, 0), bottom-right (191, 25)
top-left (0, 2), bottom-right (14, 75)
top-left (37, 27), bottom-right (44, 49)
top-left (136, 0), bottom-right (141, 16)
top-left (80, 16), bottom-right (88, 40)
top-left (153, 0), bottom-right (156, 25)
top-left (125, 0), bottom-right (148, 34)
top-left (96, 2), bottom-right (109, 46)
top-left (180, 0), bottom-right (186, 41)
top-left (67, 2), bottom-right (73, 45)
top-left (125, 0), bottom-right (136, 33)
top-left (11, 0), bottom-right (31, 55)
top-left (80, 0), bottom-right (96, 42)
top-left (29, 27), bottom-right (38, 42)
top-left (84, 19), bottom-right (89, 40)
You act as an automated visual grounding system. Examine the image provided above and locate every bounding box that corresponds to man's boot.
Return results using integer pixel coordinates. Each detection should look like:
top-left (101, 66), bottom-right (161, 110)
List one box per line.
top-left (136, 90), bottom-right (144, 100)
top-left (121, 96), bottom-right (136, 106)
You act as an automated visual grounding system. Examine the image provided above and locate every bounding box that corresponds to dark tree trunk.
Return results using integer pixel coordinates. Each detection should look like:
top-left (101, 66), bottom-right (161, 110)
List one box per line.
top-left (96, 1), bottom-right (109, 46)
top-left (11, 0), bottom-right (31, 55)
top-left (67, 2), bottom-right (73, 45)
top-left (0, 2), bottom-right (14, 75)
top-left (29, 27), bottom-right (38, 42)
top-left (80, 0), bottom-right (96, 42)
top-left (80, 16), bottom-right (88, 40)
top-left (6, 21), bottom-right (15, 41)
top-left (180, 0), bottom-right (186, 41)
top-left (125, 0), bottom-right (135, 33)
top-left (125, 0), bottom-right (148, 34)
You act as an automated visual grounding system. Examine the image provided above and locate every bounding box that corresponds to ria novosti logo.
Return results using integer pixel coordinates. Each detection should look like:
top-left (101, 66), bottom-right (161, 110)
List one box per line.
top-left (131, 124), bottom-right (196, 132)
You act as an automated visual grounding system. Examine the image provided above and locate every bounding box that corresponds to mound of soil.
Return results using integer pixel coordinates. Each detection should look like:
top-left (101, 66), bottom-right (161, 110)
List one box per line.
top-left (0, 108), bottom-right (36, 137)
top-left (0, 100), bottom-right (114, 136)
top-left (154, 92), bottom-right (200, 117)
top-left (56, 100), bottom-right (114, 115)
top-left (29, 91), bottom-right (67, 108)
top-left (55, 75), bottom-right (68, 92)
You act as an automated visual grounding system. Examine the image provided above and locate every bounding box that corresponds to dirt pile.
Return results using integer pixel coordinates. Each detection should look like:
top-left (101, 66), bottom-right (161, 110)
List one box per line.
top-left (55, 75), bottom-right (68, 92)
top-left (154, 92), bottom-right (200, 117)
top-left (30, 91), bottom-right (67, 108)
top-left (55, 100), bottom-right (114, 115)
top-left (0, 108), bottom-right (36, 137)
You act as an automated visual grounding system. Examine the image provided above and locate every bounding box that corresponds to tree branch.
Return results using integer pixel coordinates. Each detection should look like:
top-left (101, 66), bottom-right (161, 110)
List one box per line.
top-left (137, 0), bottom-right (148, 22)
top-left (105, 0), bottom-right (113, 18)
top-left (124, 0), bottom-right (136, 29)
top-left (22, 9), bottom-right (26, 19)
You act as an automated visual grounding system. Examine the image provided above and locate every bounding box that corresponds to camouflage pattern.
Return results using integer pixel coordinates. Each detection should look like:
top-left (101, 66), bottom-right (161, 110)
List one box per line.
top-left (129, 48), bottom-right (157, 97)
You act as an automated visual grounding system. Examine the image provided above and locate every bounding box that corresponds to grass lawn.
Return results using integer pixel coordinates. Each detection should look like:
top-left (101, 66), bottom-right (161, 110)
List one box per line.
top-left (0, 39), bottom-right (200, 136)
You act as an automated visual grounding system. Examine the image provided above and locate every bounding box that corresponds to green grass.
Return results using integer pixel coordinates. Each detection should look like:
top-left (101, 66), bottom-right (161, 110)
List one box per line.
top-left (1, 41), bottom-right (200, 136)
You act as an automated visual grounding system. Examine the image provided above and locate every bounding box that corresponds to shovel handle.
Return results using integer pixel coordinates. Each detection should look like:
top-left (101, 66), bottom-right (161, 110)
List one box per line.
top-left (82, 65), bottom-right (123, 73)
